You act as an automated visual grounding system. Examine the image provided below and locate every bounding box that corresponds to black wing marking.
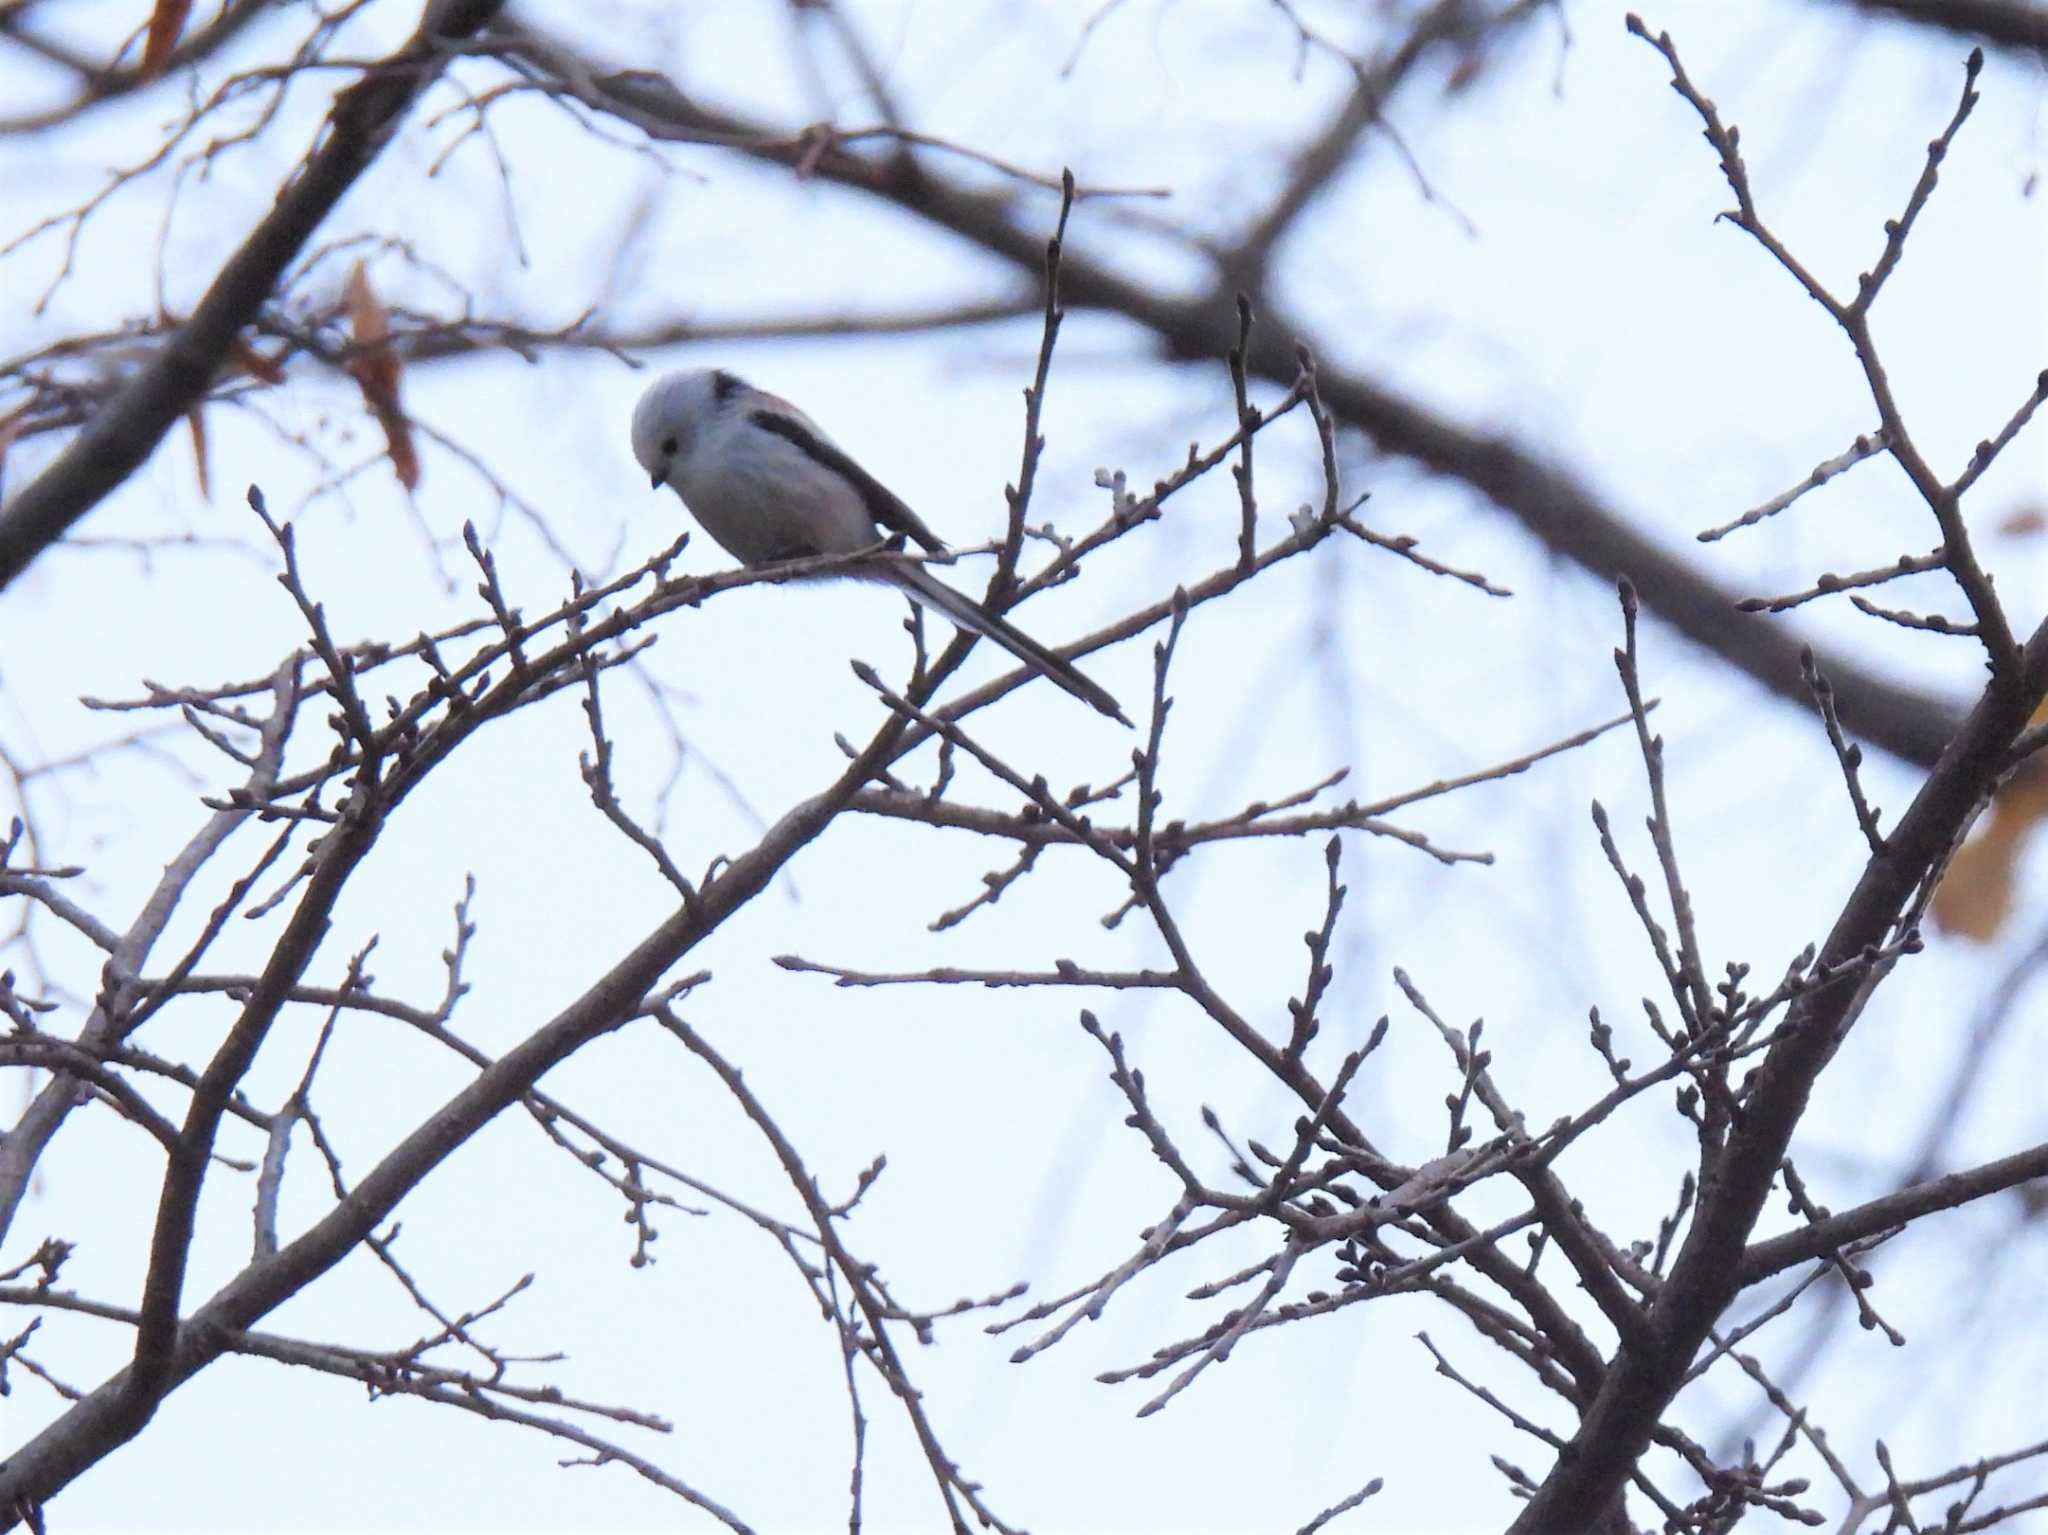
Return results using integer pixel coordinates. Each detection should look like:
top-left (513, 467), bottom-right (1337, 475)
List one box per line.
top-left (748, 409), bottom-right (949, 554)
top-left (710, 369), bottom-right (747, 404)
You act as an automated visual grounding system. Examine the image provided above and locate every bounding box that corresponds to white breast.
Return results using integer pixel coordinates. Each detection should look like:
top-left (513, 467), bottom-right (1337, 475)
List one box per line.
top-left (672, 414), bottom-right (882, 566)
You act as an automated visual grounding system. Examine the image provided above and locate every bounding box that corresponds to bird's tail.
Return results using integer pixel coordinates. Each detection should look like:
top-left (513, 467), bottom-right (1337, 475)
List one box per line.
top-left (884, 562), bottom-right (1131, 726)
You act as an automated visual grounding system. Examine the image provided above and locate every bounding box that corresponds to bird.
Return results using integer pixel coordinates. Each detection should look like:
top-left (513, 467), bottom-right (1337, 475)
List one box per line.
top-left (629, 368), bottom-right (1129, 725)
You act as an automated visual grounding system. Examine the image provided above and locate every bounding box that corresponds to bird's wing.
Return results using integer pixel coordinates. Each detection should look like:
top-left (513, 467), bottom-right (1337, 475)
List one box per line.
top-left (745, 406), bottom-right (950, 555)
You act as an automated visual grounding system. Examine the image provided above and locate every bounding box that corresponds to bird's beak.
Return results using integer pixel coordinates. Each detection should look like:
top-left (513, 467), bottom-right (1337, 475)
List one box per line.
top-left (649, 469), bottom-right (664, 490)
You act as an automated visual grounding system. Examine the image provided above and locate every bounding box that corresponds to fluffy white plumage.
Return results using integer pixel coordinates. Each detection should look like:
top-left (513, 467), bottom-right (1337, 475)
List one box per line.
top-left (631, 368), bottom-right (1128, 725)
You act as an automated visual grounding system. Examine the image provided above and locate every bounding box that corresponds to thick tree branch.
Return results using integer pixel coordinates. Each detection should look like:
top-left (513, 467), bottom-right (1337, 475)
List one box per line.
top-left (1855, 0), bottom-right (2048, 60)
top-left (1736, 1139), bottom-right (2048, 1283)
top-left (0, 0), bottom-right (274, 135)
top-left (0, 0), bottom-right (509, 591)
top-left (501, 25), bottom-right (1965, 772)
top-left (0, 721), bottom-right (898, 1520)
top-left (1509, 614), bottom-right (2048, 1533)
top-left (0, 514), bottom-right (996, 1519)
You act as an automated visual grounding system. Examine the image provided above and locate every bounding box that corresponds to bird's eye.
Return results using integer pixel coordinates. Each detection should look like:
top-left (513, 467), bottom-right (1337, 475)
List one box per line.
top-left (660, 435), bottom-right (678, 457)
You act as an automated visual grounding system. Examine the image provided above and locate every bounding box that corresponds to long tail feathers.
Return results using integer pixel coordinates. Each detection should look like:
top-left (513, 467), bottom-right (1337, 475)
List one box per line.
top-left (888, 563), bottom-right (1131, 727)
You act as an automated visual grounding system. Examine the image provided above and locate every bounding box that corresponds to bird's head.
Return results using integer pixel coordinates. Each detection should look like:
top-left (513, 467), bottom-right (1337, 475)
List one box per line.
top-left (630, 368), bottom-right (748, 489)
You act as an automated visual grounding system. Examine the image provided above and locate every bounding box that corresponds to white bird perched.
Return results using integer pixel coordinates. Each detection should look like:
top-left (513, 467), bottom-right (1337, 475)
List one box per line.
top-left (630, 368), bottom-right (1130, 725)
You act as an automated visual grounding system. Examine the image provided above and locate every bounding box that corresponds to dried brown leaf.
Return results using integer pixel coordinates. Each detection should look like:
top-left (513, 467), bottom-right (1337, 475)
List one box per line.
top-left (0, 404), bottom-right (27, 494)
top-left (185, 404), bottom-right (210, 501)
top-left (342, 261), bottom-right (419, 491)
top-left (1997, 504), bottom-right (2045, 538)
top-left (1932, 701), bottom-right (2048, 940)
top-left (140, 0), bottom-right (194, 82)
top-left (226, 333), bottom-right (287, 386)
